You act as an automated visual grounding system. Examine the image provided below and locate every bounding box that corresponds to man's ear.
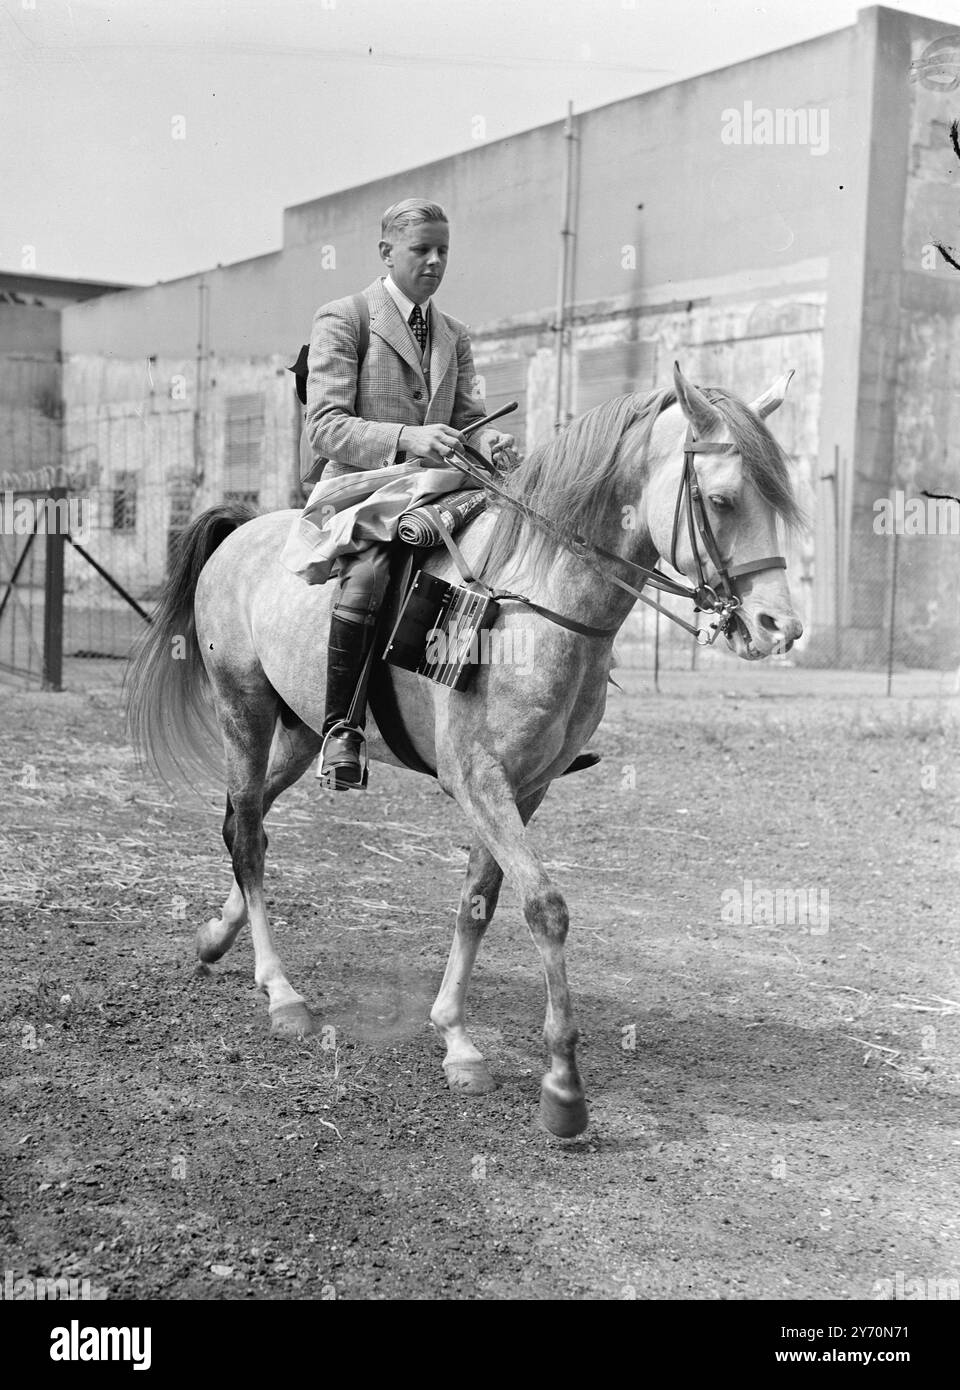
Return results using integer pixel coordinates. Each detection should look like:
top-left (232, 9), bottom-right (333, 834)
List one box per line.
top-left (378, 239), bottom-right (392, 267)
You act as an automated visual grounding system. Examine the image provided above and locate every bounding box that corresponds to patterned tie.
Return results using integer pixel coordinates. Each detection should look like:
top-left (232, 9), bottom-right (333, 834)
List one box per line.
top-left (409, 303), bottom-right (427, 354)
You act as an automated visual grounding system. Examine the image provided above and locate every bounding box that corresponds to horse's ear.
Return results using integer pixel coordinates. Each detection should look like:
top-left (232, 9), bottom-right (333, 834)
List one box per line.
top-left (673, 361), bottom-right (721, 434)
top-left (748, 369), bottom-right (795, 419)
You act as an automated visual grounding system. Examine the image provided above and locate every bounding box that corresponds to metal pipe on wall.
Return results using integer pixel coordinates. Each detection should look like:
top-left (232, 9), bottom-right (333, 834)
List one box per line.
top-left (553, 102), bottom-right (576, 433)
top-left (193, 279), bottom-right (209, 489)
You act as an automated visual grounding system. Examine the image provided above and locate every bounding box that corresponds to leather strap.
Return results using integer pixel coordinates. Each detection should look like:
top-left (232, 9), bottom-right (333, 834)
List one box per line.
top-left (453, 445), bottom-right (702, 605)
top-left (345, 630), bottom-right (378, 728)
top-left (441, 454), bottom-right (702, 636)
top-left (432, 517), bottom-right (619, 640)
top-left (727, 555), bottom-right (787, 579)
top-left (674, 431), bottom-right (785, 596)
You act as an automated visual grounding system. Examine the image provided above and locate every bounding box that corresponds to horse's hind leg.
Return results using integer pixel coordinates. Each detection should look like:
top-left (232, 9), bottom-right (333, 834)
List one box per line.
top-left (196, 793), bottom-right (249, 964)
top-left (430, 788), bottom-right (546, 1094)
top-left (196, 718), bottom-right (322, 968)
top-left (252, 720), bottom-right (326, 1038)
top-left (207, 689), bottom-right (318, 1040)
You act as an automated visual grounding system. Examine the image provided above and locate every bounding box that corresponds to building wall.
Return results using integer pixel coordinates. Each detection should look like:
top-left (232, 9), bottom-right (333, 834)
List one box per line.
top-left (60, 350), bottom-right (299, 596)
top-left (48, 6), bottom-right (960, 664)
top-left (0, 305), bottom-right (63, 481)
top-left (813, 6), bottom-right (960, 667)
top-left (888, 16), bottom-right (960, 666)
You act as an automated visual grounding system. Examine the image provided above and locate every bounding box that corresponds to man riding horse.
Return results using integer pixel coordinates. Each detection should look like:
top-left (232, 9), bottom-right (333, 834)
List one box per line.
top-left (283, 198), bottom-right (514, 789)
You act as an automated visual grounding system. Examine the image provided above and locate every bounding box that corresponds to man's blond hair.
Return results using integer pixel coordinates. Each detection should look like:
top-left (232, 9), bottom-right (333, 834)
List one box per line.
top-left (380, 199), bottom-right (447, 244)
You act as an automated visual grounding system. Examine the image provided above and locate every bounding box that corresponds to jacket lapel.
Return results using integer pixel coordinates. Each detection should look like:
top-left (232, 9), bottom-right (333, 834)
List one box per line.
top-left (427, 304), bottom-right (456, 407)
top-left (367, 279), bottom-right (426, 384)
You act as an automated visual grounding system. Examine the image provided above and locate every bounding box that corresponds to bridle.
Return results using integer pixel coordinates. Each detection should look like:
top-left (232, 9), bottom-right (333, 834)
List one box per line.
top-left (437, 422), bottom-right (788, 647)
top-left (666, 426), bottom-right (787, 645)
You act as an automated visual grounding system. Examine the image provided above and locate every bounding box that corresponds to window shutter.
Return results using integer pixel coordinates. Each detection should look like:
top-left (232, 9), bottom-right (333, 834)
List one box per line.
top-left (224, 393), bottom-right (265, 490)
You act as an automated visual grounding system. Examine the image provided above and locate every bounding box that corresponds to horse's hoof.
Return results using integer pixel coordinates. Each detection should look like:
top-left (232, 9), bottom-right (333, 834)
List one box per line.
top-left (539, 1078), bottom-right (589, 1137)
top-left (269, 1002), bottom-right (315, 1040)
top-left (196, 919), bottom-right (229, 964)
top-left (443, 1058), bottom-right (497, 1095)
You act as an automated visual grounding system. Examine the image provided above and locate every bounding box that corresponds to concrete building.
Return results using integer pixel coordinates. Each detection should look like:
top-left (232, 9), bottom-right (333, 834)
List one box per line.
top-left (47, 5), bottom-right (960, 663)
top-left (0, 271), bottom-right (129, 486)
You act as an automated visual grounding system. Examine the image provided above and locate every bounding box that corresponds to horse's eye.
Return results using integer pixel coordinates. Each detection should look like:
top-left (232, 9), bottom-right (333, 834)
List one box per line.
top-left (709, 496), bottom-right (734, 511)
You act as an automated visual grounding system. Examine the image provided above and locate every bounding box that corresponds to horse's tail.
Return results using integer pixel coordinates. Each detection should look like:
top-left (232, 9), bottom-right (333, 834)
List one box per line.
top-left (125, 501), bottom-right (257, 791)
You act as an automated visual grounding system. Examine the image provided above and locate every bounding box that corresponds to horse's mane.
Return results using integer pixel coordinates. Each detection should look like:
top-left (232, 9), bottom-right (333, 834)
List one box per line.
top-left (479, 385), bottom-right (806, 588)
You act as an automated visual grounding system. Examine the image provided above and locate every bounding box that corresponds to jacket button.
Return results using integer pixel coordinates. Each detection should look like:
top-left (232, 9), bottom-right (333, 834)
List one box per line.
top-left (412, 389), bottom-right (423, 401)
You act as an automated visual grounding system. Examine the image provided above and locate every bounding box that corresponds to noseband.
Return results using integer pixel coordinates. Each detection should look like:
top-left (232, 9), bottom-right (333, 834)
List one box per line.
top-left (435, 423), bottom-right (789, 646)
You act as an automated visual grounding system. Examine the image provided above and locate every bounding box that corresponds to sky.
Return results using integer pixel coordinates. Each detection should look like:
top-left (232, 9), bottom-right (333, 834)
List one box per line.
top-left (3, 0), bottom-right (960, 286)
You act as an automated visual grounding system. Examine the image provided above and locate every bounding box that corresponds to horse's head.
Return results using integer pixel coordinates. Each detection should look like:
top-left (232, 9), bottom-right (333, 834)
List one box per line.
top-left (641, 363), bottom-right (805, 659)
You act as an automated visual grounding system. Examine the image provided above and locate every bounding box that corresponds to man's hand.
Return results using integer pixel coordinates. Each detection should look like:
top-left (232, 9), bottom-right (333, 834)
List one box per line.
top-left (476, 428), bottom-right (519, 471)
top-left (481, 429), bottom-right (515, 455)
top-left (399, 424), bottom-right (465, 467)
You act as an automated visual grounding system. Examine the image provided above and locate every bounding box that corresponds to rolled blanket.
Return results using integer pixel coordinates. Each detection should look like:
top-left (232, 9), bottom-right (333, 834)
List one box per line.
top-left (397, 488), bottom-right (487, 548)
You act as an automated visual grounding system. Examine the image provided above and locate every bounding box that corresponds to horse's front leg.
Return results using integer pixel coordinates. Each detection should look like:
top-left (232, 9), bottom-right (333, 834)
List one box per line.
top-left (452, 772), bottom-right (587, 1137)
top-left (431, 788), bottom-right (547, 1094)
top-left (430, 840), bottom-right (503, 1094)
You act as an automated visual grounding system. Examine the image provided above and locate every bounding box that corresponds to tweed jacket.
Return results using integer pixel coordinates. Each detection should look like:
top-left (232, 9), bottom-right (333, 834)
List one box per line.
top-left (302, 276), bottom-right (486, 484)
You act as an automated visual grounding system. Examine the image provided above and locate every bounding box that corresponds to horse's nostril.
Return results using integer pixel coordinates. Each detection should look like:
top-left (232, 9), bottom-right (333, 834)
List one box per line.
top-left (758, 613), bottom-right (779, 632)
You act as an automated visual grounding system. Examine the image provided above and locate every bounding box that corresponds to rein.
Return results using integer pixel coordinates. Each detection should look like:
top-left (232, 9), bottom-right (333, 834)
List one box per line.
top-left (440, 424), bottom-right (787, 646)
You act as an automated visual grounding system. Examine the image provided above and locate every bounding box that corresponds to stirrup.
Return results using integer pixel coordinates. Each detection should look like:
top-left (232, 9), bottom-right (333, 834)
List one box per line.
top-left (317, 721), bottom-right (369, 790)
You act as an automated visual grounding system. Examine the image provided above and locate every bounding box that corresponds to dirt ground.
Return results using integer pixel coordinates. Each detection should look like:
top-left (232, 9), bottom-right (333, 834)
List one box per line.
top-left (1, 657), bottom-right (959, 1301)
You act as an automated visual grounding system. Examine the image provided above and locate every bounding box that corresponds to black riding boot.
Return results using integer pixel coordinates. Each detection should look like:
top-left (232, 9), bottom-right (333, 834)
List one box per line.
top-left (318, 615), bottom-right (375, 789)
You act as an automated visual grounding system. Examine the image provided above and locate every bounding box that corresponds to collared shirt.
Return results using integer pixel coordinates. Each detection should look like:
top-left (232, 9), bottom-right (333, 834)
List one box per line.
top-left (383, 275), bottom-right (430, 361)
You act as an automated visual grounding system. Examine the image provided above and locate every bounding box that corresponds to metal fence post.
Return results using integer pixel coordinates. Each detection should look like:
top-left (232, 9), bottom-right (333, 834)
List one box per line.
top-left (42, 484), bottom-right (65, 690)
top-left (886, 526), bottom-right (899, 698)
top-left (653, 596), bottom-right (661, 693)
